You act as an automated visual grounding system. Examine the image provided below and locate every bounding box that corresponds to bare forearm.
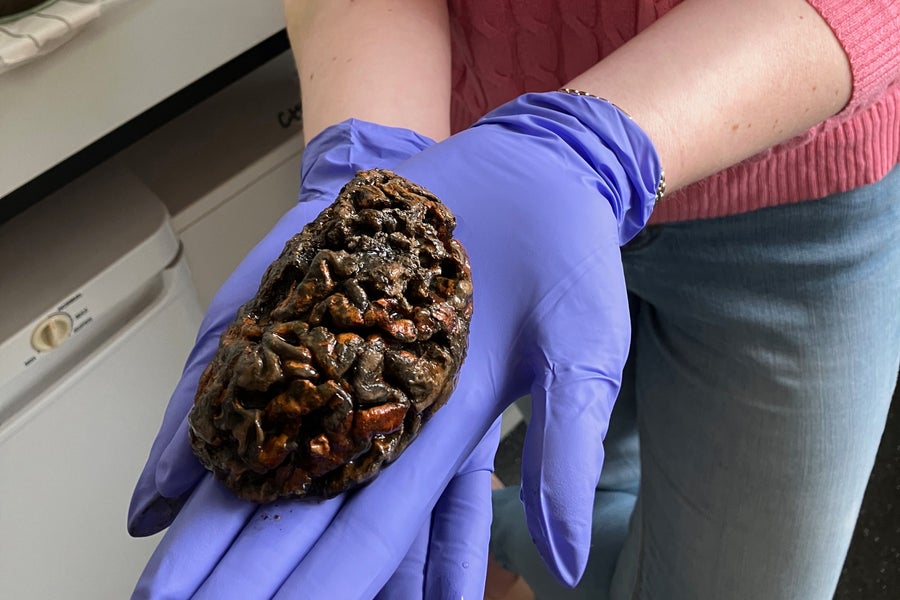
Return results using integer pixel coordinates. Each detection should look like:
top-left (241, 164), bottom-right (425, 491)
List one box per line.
top-left (283, 0), bottom-right (452, 143)
top-left (566, 0), bottom-right (852, 192)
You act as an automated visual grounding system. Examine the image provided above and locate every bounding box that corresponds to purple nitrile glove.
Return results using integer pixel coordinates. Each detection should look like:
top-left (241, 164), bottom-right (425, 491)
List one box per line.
top-left (274, 91), bottom-right (660, 594)
top-left (127, 119), bottom-right (436, 537)
top-left (133, 415), bottom-right (500, 600)
top-left (373, 419), bottom-right (499, 600)
top-left (132, 90), bottom-right (661, 599)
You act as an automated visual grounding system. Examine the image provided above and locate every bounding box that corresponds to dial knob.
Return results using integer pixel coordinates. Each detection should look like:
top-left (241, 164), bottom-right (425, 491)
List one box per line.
top-left (31, 313), bottom-right (73, 352)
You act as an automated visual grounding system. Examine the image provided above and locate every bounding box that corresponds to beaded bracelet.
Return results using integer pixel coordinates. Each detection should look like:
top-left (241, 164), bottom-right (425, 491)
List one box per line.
top-left (558, 87), bottom-right (666, 204)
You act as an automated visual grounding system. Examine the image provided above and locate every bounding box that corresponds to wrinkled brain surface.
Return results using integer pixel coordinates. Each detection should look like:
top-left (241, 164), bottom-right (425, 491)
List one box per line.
top-left (189, 169), bottom-right (473, 502)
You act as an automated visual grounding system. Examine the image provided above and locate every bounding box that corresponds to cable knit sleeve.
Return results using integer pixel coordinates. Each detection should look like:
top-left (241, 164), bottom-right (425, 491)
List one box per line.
top-left (806, 0), bottom-right (900, 112)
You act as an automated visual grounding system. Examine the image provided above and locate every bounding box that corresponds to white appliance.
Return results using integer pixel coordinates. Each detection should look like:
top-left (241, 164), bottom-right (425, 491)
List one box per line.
top-left (0, 43), bottom-right (304, 599)
top-left (0, 0), bottom-right (286, 199)
top-left (0, 165), bottom-right (204, 598)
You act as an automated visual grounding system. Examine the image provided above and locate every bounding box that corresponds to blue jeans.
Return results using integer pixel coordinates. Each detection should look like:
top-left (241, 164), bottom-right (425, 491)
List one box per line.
top-left (490, 165), bottom-right (900, 599)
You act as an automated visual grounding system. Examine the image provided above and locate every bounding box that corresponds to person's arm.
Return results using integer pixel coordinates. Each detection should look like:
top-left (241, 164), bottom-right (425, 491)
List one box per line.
top-left (283, 0), bottom-right (453, 143)
top-left (566, 0), bottom-right (853, 192)
top-left (128, 0), bottom-right (450, 547)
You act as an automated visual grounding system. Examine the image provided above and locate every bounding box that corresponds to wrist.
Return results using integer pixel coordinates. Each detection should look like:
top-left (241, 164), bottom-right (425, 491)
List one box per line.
top-left (299, 118), bottom-right (436, 202)
top-left (476, 91), bottom-right (662, 244)
top-left (558, 88), bottom-right (666, 207)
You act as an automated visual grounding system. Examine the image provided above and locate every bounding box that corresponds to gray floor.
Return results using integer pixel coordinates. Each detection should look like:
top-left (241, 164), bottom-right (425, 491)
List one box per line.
top-left (494, 380), bottom-right (899, 599)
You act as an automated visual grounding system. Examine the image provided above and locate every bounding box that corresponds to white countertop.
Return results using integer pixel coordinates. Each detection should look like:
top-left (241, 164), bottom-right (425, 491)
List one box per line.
top-left (0, 0), bottom-right (286, 199)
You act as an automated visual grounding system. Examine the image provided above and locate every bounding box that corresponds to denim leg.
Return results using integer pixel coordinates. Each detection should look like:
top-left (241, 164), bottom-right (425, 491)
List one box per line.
top-left (611, 166), bottom-right (900, 599)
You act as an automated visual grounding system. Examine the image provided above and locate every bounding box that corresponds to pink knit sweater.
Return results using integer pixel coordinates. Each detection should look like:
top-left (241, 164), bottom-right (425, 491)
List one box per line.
top-left (447, 0), bottom-right (900, 224)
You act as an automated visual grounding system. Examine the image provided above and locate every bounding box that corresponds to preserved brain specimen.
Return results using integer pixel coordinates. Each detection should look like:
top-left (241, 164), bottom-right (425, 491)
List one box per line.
top-left (189, 169), bottom-right (473, 502)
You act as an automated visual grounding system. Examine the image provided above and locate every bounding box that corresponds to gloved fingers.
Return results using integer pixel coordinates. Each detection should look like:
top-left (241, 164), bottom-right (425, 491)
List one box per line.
top-left (521, 377), bottom-right (614, 588)
top-left (374, 519), bottom-right (430, 600)
top-left (191, 495), bottom-right (344, 600)
top-left (127, 346), bottom-right (220, 535)
top-left (420, 419), bottom-right (498, 599)
top-left (459, 416), bottom-right (502, 476)
top-left (270, 379), bottom-right (497, 600)
top-left (132, 474), bottom-right (258, 599)
top-left (374, 420), bottom-right (499, 600)
top-left (192, 413), bottom-right (495, 600)
top-left (185, 395), bottom-right (492, 600)
top-left (127, 479), bottom-right (191, 539)
top-left (424, 468), bottom-right (494, 600)
top-left (518, 248), bottom-right (630, 587)
top-left (269, 459), bottom-right (441, 599)
top-left (155, 417), bottom-right (206, 498)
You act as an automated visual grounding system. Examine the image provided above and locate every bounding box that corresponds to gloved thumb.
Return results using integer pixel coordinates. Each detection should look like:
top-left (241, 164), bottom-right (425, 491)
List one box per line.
top-left (517, 243), bottom-right (630, 587)
top-left (521, 373), bottom-right (615, 587)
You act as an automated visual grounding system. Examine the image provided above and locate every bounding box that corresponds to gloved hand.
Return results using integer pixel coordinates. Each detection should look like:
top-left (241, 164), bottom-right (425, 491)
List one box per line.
top-left (133, 91), bottom-right (662, 599)
top-left (129, 117), bottom-right (499, 599)
top-left (381, 91), bottom-right (660, 591)
top-left (127, 119), bottom-right (437, 536)
top-left (373, 418), bottom-right (499, 600)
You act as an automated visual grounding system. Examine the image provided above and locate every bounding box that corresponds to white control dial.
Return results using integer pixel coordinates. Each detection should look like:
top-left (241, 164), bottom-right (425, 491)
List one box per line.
top-left (31, 313), bottom-right (74, 352)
